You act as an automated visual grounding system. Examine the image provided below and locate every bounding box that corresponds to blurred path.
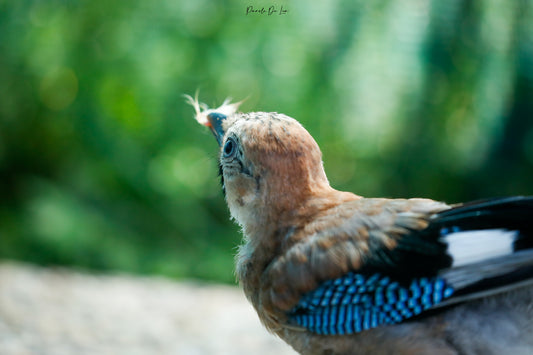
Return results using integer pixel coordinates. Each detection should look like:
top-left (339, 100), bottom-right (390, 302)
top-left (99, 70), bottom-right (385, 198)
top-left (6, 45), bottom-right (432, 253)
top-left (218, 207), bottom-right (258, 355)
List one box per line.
top-left (0, 262), bottom-right (296, 355)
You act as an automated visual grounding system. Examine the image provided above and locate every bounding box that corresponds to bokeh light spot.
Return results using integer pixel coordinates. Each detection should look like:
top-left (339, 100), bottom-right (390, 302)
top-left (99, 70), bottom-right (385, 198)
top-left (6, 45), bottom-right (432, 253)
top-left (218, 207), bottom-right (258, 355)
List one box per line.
top-left (39, 67), bottom-right (78, 111)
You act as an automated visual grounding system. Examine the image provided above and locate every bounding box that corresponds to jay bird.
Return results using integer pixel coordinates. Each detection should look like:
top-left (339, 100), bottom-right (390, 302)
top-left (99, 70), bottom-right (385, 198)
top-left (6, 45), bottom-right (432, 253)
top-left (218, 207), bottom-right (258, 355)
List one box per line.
top-left (186, 95), bottom-right (533, 355)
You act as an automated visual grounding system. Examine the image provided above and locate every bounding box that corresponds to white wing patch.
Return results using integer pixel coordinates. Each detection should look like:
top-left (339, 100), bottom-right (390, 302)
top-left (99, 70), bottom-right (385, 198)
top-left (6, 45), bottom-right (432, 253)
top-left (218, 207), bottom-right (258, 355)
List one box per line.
top-left (442, 229), bottom-right (519, 267)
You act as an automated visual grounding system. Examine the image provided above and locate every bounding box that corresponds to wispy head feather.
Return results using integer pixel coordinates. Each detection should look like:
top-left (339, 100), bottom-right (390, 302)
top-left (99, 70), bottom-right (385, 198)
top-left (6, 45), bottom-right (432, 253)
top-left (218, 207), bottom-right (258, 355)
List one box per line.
top-left (184, 91), bottom-right (244, 126)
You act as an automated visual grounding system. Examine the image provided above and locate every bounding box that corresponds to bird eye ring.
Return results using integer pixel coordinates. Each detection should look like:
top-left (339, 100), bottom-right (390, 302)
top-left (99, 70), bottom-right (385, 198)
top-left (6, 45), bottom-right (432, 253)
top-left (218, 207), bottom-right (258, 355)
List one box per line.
top-left (223, 138), bottom-right (236, 157)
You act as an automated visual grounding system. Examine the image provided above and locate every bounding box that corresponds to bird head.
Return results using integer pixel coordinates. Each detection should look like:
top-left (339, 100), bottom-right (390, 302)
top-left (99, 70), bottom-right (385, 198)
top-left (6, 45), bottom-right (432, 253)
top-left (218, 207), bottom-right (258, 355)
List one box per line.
top-left (187, 95), bottom-right (333, 235)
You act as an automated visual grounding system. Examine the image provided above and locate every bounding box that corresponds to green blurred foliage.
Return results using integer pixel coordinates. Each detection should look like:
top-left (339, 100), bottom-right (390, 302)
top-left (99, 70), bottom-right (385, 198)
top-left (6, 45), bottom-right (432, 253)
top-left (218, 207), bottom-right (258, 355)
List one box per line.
top-left (0, 0), bottom-right (532, 282)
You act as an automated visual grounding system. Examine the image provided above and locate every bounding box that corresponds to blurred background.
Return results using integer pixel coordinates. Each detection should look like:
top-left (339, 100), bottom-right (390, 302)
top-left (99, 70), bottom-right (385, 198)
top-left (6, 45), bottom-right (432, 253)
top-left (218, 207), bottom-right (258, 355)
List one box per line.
top-left (1, 0), bottom-right (532, 284)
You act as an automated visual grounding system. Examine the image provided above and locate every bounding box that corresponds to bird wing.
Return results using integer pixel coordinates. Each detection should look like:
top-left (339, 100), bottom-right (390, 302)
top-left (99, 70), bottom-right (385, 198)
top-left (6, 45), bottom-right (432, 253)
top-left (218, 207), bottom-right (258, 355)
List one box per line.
top-left (288, 272), bottom-right (454, 335)
top-left (283, 196), bottom-right (533, 335)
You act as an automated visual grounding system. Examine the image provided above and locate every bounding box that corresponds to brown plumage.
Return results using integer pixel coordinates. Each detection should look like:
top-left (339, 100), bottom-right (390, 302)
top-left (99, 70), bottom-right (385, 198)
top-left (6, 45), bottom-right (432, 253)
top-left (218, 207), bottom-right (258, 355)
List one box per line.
top-left (188, 96), bottom-right (533, 355)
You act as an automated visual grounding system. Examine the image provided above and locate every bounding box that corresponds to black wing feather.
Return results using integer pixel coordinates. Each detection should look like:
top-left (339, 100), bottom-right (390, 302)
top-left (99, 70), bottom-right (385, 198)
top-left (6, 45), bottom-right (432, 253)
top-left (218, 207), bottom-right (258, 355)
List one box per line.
top-left (427, 196), bottom-right (533, 238)
top-left (366, 196), bottom-right (533, 298)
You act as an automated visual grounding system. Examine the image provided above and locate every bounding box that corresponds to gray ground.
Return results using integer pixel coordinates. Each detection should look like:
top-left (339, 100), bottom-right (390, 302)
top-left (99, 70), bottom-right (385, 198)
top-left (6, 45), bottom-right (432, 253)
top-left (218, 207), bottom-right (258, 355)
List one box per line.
top-left (0, 262), bottom-right (297, 355)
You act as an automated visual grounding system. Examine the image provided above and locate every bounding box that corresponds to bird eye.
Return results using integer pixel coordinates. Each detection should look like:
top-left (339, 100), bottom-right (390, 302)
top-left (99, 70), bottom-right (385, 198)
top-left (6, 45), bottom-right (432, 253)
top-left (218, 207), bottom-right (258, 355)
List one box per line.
top-left (223, 138), bottom-right (236, 157)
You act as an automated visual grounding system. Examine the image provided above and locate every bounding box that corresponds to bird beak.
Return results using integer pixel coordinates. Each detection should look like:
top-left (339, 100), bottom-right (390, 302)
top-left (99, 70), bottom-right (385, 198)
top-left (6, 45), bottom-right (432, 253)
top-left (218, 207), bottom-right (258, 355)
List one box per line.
top-left (206, 112), bottom-right (226, 147)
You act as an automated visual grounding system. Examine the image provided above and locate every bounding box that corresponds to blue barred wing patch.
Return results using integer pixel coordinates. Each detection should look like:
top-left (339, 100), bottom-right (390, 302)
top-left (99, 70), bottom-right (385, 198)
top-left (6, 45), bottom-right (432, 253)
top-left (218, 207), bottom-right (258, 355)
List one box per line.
top-left (288, 272), bottom-right (454, 335)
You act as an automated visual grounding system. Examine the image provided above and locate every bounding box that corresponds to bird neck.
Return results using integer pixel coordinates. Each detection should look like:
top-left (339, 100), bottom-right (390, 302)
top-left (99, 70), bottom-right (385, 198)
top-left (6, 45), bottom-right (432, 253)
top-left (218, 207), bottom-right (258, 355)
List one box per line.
top-left (235, 186), bottom-right (361, 303)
